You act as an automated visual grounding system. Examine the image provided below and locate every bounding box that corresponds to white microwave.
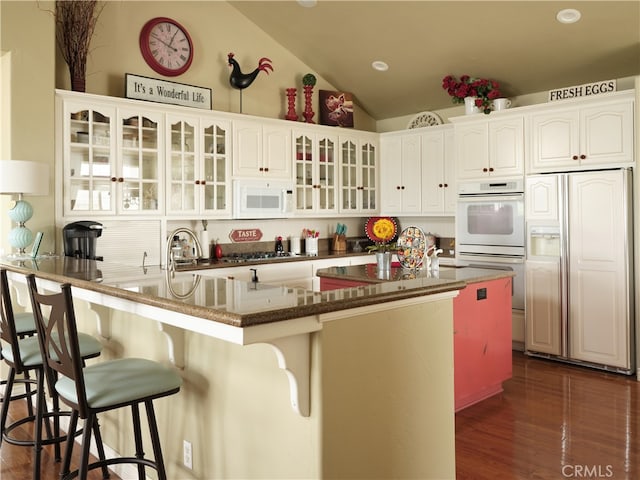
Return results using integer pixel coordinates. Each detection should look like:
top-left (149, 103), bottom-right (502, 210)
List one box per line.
top-left (232, 179), bottom-right (294, 219)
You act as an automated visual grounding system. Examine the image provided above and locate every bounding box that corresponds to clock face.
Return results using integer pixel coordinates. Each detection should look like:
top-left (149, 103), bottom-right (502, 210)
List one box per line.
top-left (140, 17), bottom-right (193, 77)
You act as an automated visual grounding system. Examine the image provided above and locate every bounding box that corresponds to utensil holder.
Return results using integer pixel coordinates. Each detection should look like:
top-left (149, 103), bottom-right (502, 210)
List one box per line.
top-left (305, 237), bottom-right (318, 256)
top-left (332, 234), bottom-right (346, 252)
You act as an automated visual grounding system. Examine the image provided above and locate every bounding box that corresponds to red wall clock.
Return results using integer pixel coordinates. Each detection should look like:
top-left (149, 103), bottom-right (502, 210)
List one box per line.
top-left (139, 17), bottom-right (193, 77)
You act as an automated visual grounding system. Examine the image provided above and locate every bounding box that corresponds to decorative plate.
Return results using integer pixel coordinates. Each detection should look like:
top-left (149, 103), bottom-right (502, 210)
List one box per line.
top-left (396, 226), bottom-right (427, 269)
top-left (365, 217), bottom-right (398, 243)
top-left (406, 111), bottom-right (443, 129)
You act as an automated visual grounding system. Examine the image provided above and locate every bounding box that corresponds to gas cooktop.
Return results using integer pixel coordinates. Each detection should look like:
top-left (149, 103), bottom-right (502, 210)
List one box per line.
top-left (220, 252), bottom-right (294, 264)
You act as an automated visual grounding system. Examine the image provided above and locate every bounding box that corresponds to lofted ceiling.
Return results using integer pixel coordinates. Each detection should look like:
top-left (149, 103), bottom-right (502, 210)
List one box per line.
top-left (229, 1), bottom-right (640, 121)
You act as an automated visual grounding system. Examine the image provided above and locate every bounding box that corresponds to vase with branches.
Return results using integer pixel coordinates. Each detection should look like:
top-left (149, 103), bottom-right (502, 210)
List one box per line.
top-left (53, 0), bottom-right (104, 92)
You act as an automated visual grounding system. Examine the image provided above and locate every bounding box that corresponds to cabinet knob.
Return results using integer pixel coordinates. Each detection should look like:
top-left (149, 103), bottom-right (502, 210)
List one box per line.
top-left (439, 183), bottom-right (443, 188)
top-left (489, 167), bottom-right (494, 172)
top-left (482, 168), bottom-right (488, 172)
top-left (264, 167), bottom-right (269, 172)
top-left (195, 180), bottom-right (201, 185)
top-left (259, 167), bottom-right (264, 172)
top-left (118, 177), bottom-right (123, 183)
top-left (580, 154), bottom-right (586, 160)
top-left (110, 177), bottom-right (117, 182)
top-left (444, 183), bottom-right (449, 188)
top-left (572, 155), bottom-right (579, 160)
top-left (401, 186), bottom-right (405, 190)
top-left (201, 180), bottom-right (206, 185)
top-left (396, 186), bottom-right (401, 190)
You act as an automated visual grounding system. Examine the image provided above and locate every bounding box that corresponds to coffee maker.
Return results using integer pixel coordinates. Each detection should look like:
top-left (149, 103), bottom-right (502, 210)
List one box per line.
top-left (63, 221), bottom-right (104, 260)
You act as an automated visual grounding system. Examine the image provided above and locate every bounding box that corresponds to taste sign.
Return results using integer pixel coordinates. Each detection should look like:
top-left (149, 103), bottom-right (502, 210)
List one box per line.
top-left (229, 228), bottom-right (263, 243)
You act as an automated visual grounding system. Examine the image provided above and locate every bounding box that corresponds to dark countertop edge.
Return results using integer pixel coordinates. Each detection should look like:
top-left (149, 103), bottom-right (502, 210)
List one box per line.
top-left (175, 250), bottom-right (377, 271)
top-left (2, 262), bottom-right (466, 329)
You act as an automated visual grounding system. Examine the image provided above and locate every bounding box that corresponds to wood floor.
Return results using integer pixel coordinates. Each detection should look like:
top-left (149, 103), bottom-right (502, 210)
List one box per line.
top-left (2, 351), bottom-right (638, 480)
top-left (456, 352), bottom-right (639, 480)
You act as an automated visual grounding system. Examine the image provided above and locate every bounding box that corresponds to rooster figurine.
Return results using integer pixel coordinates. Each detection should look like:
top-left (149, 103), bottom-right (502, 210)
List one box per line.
top-left (227, 52), bottom-right (274, 90)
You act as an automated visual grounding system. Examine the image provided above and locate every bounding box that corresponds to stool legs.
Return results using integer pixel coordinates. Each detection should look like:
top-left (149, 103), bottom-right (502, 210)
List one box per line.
top-left (145, 400), bottom-right (168, 480)
top-left (131, 404), bottom-right (146, 480)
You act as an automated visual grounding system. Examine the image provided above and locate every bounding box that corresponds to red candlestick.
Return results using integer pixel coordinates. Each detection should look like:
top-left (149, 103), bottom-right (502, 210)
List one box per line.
top-left (303, 85), bottom-right (315, 124)
top-left (285, 88), bottom-right (298, 121)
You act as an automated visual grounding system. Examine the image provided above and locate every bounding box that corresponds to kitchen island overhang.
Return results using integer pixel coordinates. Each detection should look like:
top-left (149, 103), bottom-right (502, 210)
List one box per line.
top-left (0, 256), bottom-right (512, 479)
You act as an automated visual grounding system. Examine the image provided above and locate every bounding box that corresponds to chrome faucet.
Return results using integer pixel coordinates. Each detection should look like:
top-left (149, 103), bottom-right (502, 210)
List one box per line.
top-left (165, 227), bottom-right (203, 276)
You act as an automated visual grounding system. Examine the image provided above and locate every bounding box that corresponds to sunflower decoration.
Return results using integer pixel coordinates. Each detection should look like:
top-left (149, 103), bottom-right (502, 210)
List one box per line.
top-left (365, 217), bottom-right (398, 252)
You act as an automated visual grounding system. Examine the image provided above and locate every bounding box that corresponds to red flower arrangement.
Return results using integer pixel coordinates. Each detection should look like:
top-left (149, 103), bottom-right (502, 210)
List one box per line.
top-left (442, 75), bottom-right (501, 114)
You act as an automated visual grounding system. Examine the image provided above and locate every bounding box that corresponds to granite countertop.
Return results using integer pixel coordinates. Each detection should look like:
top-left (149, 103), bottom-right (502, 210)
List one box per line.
top-left (316, 264), bottom-right (515, 284)
top-left (0, 256), bottom-right (505, 328)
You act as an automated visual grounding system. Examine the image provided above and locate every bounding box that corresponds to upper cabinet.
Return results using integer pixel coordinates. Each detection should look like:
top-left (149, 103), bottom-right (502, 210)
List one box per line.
top-left (528, 92), bottom-right (634, 173)
top-left (166, 115), bottom-right (231, 217)
top-left (232, 119), bottom-right (292, 179)
top-left (380, 132), bottom-right (422, 215)
top-left (421, 127), bottom-right (456, 215)
top-left (455, 114), bottom-right (524, 180)
top-left (59, 96), bottom-right (164, 217)
top-left (339, 134), bottom-right (378, 214)
top-left (293, 130), bottom-right (338, 215)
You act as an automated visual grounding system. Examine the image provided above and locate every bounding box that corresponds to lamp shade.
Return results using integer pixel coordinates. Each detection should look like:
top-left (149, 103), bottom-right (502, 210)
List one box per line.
top-left (0, 160), bottom-right (50, 195)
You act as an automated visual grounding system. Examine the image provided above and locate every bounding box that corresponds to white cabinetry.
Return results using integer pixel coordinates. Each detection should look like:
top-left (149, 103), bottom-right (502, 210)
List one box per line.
top-left (525, 174), bottom-right (558, 222)
top-left (293, 130), bottom-right (338, 215)
top-left (233, 119), bottom-right (292, 179)
top-left (455, 115), bottom-right (524, 180)
top-left (528, 92), bottom-right (634, 173)
top-left (421, 127), bottom-right (456, 215)
top-left (58, 94), bottom-right (164, 217)
top-left (380, 132), bottom-right (422, 214)
top-left (339, 134), bottom-right (378, 214)
top-left (166, 114), bottom-right (231, 217)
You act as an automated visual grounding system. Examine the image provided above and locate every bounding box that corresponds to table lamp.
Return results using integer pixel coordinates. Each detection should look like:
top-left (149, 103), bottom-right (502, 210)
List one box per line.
top-left (0, 160), bottom-right (50, 257)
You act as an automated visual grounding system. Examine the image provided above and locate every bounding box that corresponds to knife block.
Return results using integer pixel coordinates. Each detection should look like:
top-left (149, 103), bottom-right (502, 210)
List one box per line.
top-left (332, 234), bottom-right (347, 252)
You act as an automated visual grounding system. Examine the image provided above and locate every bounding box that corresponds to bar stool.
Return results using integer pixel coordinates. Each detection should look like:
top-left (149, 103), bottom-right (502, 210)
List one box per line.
top-left (27, 274), bottom-right (183, 480)
top-left (1, 310), bottom-right (37, 416)
top-left (0, 269), bottom-right (105, 480)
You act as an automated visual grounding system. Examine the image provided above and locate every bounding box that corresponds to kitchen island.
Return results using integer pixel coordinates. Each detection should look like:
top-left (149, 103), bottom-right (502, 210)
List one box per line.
top-left (0, 256), bottom-right (510, 480)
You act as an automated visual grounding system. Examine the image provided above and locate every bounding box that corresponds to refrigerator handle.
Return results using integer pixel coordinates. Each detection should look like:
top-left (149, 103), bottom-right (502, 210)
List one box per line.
top-left (559, 174), bottom-right (569, 358)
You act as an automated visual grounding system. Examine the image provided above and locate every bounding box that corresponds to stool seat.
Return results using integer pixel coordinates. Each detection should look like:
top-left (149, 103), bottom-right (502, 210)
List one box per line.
top-left (57, 358), bottom-right (181, 411)
top-left (1, 333), bottom-right (102, 368)
top-left (14, 312), bottom-right (36, 335)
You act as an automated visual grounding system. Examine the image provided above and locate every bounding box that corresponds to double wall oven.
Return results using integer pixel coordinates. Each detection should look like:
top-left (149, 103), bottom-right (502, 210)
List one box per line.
top-left (456, 178), bottom-right (525, 310)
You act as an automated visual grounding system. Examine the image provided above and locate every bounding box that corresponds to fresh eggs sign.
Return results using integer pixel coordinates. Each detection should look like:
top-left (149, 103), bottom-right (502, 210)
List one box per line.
top-left (548, 79), bottom-right (616, 101)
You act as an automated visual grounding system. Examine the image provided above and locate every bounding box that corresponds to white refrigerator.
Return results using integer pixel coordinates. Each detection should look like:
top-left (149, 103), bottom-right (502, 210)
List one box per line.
top-left (525, 168), bottom-right (635, 373)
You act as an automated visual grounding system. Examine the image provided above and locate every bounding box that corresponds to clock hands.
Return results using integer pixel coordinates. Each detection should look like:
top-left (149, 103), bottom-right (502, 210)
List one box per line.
top-left (150, 33), bottom-right (177, 52)
top-left (168, 29), bottom-right (179, 47)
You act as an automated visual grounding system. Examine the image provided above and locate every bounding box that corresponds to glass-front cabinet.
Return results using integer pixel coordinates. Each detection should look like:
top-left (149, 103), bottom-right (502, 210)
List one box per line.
top-left (60, 97), bottom-right (162, 217)
top-left (166, 115), bottom-right (230, 216)
top-left (339, 135), bottom-right (378, 214)
top-left (63, 103), bottom-right (116, 215)
top-left (294, 131), bottom-right (338, 215)
top-left (118, 109), bottom-right (162, 214)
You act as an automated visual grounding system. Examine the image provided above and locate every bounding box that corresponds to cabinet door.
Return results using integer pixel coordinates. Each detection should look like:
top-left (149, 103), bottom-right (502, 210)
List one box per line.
top-left (399, 134), bottom-right (422, 213)
top-left (340, 138), bottom-right (359, 212)
top-left (525, 174), bottom-right (559, 221)
top-left (359, 141), bottom-right (378, 213)
top-left (294, 133), bottom-right (315, 212)
top-left (233, 120), bottom-right (262, 177)
top-left (201, 120), bottom-right (231, 215)
top-left (442, 129), bottom-right (457, 214)
top-left (380, 135), bottom-right (403, 213)
top-left (263, 124), bottom-right (292, 179)
top-left (525, 259), bottom-right (562, 355)
top-left (63, 102), bottom-right (117, 215)
top-left (118, 109), bottom-right (163, 214)
top-left (317, 135), bottom-right (338, 213)
top-left (529, 109), bottom-right (580, 171)
top-left (167, 117), bottom-right (198, 214)
top-left (456, 122), bottom-right (489, 179)
top-left (421, 130), bottom-right (446, 214)
top-left (567, 171), bottom-right (630, 368)
top-left (489, 116), bottom-right (524, 177)
top-left (580, 100), bottom-right (634, 166)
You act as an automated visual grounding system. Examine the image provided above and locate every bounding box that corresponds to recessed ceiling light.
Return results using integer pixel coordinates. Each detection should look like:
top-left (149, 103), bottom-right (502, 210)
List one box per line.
top-left (372, 60), bottom-right (389, 72)
top-left (297, 0), bottom-right (317, 7)
top-left (556, 8), bottom-right (581, 24)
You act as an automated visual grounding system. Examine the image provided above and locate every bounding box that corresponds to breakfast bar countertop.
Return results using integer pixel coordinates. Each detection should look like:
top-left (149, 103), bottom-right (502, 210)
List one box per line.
top-left (0, 255), bottom-right (486, 328)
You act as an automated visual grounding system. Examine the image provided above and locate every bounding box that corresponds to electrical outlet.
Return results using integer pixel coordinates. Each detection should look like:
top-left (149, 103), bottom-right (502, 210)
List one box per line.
top-left (183, 440), bottom-right (193, 469)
